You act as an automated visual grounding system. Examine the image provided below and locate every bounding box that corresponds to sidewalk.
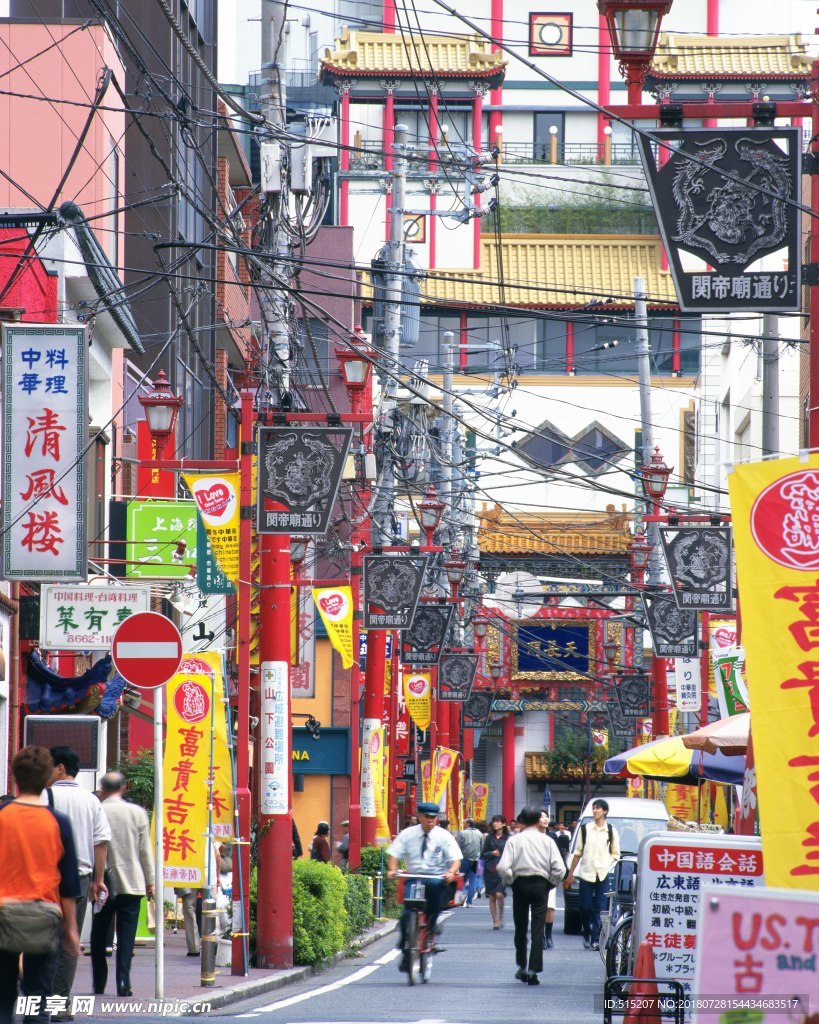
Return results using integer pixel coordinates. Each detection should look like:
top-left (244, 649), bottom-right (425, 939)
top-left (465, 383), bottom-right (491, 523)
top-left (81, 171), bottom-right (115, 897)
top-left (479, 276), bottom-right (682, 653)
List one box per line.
top-left (75, 918), bottom-right (398, 1011)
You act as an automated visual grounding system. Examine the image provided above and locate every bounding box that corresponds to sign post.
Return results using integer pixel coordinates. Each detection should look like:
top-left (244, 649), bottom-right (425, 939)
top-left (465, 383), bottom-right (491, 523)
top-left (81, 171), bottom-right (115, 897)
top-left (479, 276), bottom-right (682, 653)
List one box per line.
top-left (111, 612), bottom-right (183, 1001)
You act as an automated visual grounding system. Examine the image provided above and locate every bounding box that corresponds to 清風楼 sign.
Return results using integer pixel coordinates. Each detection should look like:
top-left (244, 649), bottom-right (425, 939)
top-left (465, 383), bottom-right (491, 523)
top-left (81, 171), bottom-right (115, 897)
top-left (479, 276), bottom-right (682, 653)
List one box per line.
top-left (729, 456), bottom-right (819, 888)
top-left (2, 324), bottom-right (87, 580)
top-left (40, 583), bottom-right (151, 650)
top-left (634, 834), bottom-right (764, 1007)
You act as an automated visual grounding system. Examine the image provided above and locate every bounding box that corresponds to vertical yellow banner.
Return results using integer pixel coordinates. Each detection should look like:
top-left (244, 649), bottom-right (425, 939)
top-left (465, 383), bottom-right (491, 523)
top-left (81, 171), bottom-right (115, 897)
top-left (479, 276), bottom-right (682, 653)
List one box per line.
top-left (402, 670), bottom-right (431, 731)
top-left (313, 587), bottom-right (354, 668)
top-left (729, 455), bottom-right (819, 888)
top-left (420, 759), bottom-right (432, 802)
top-left (183, 472), bottom-right (241, 583)
top-left (469, 783), bottom-right (489, 820)
top-left (429, 747), bottom-right (458, 806)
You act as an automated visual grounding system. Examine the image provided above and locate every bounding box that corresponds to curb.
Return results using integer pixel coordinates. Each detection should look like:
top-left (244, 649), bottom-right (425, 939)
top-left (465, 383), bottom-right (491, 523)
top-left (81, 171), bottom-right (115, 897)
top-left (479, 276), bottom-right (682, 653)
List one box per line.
top-left (203, 919), bottom-right (398, 1010)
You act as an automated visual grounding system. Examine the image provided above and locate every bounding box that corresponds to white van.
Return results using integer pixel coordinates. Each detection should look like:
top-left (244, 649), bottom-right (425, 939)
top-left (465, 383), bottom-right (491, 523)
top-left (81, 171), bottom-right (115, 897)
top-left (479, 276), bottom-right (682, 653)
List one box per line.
top-left (563, 797), bottom-right (669, 934)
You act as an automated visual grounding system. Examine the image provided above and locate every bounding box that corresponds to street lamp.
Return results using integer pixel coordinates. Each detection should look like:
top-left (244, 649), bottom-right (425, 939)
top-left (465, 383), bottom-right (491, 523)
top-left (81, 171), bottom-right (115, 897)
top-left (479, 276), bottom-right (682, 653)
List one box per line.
top-left (419, 483), bottom-right (445, 548)
top-left (597, 0), bottom-right (673, 103)
top-left (629, 529), bottom-right (652, 575)
top-left (335, 326), bottom-right (373, 414)
top-left (473, 616), bottom-right (488, 640)
top-left (640, 447), bottom-right (672, 503)
top-left (489, 661), bottom-right (502, 682)
top-left (603, 633), bottom-right (618, 672)
top-left (138, 369), bottom-right (184, 454)
top-left (289, 535), bottom-right (309, 567)
top-left (444, 556), bottom-right (467, 600)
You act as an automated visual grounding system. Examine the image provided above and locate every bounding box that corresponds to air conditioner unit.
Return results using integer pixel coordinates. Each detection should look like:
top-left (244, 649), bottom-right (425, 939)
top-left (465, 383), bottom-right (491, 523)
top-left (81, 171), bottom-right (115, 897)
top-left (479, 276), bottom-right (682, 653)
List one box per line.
top-left (23, 715), bottom-right (106, 774)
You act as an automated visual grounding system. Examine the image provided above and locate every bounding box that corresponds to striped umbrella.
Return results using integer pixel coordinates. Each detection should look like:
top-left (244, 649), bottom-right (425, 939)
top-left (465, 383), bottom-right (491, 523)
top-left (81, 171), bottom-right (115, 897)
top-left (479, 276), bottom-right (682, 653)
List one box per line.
top-left (604, 734), bottom-right (746, 786)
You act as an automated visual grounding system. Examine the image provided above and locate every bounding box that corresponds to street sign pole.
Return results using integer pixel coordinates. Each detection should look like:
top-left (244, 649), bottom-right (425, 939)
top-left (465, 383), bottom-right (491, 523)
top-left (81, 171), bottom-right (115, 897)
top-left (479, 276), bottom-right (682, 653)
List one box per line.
top-left (111, 611), bottom-right (183, 1003)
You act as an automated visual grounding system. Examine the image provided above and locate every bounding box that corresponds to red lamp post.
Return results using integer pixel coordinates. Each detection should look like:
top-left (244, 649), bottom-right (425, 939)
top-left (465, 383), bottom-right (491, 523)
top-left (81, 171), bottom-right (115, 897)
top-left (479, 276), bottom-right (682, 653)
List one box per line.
top-left (335, 327), bottom-right (373, 416)
top-left (597, 0), bottom-right (673, 104)
top-left (419, 484), bottom-right (445, 550)
top-left (137, 369), bottom-right (184, 459)
top-left (641, 447), bottom-right (673, 504)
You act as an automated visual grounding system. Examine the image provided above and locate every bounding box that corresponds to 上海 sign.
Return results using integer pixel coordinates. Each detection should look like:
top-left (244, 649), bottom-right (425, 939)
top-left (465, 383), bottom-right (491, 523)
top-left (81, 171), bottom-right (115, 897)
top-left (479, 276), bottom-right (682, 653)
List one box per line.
top-left (2, 324), bottom-right (87, 581)
top-left (40, 583), bottom-right (150, 650)
top-left (363, 555), bottom-right (427, 629)
top-left (643, 594), bottom-right (698, 658)
top-left (639, 127), bottom-right (801, 313)
top-left (256, 426), bottom-right (352, 534)
top-left (660, 526), bottom-right (733, 612)
top-left (125, 499), bottom-right (198, 579)
top-left (400, 603), bottom-right (454, 666)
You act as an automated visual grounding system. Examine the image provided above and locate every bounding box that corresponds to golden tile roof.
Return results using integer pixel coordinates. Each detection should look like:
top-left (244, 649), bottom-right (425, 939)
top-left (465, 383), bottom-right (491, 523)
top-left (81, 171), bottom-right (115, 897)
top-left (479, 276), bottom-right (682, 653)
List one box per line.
top-left (649, 33), bottom-right (811, 79)
top-left (423, 235), bottom-right (677, 309)
top-left (478, 503), bottom-right (633, 557)
top-left (524, 753), bottom-right (589, 781)
top-left (320, 28), bottom-right (506, 80)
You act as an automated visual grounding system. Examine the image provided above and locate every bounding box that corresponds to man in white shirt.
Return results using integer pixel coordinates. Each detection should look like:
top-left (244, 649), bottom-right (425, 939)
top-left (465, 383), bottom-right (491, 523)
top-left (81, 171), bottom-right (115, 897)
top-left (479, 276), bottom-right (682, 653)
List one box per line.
top-left (564, 798), bottom-right (620, 951)
top-left (497, 805), bottom-right (566, 985)
top-left (387, 801), bottom-right (461, 973)
top-left (45, 746), bottom-right (111, 1019)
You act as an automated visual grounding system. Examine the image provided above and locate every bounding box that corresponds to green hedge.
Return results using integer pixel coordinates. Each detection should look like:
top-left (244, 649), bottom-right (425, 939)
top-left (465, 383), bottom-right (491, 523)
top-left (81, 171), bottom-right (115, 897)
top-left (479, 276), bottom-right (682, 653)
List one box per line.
top-left (355, 845), bottom-right (400, 917)
top-left (292, 860), bottom-right (348, 965)
top-left (343, 873), bottom-right (373, 942)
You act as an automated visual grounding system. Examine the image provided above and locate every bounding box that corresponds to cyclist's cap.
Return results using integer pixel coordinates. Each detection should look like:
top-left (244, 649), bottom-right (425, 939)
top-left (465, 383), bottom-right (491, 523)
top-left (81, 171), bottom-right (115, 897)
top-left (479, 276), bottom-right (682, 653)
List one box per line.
top-left (416, 802), bottom-right (441, 816)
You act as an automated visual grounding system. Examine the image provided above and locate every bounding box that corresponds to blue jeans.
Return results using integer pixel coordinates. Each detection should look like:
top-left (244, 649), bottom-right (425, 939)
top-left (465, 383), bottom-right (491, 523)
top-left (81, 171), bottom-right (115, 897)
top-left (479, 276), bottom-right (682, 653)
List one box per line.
top-left (460, 859), bottom-right (478, 904)
top-left (578, 877), bottom-right (609, 944)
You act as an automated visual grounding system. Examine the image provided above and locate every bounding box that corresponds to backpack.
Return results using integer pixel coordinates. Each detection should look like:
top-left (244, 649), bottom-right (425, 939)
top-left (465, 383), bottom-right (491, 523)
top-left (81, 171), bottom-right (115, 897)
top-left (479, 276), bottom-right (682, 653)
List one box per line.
top-left (580, 822), bottom-right (614, 853)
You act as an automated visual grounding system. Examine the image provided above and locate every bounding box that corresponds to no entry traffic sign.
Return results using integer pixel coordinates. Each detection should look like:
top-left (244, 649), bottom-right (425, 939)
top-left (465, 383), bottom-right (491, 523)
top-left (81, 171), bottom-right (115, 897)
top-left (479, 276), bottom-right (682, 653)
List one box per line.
top-left (112, 611), bottom-right (183, 689)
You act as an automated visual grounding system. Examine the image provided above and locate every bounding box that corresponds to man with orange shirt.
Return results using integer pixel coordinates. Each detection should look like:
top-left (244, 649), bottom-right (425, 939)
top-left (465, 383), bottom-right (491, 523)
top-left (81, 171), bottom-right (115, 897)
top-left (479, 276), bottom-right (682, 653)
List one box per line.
top-left (0, 746), bottom-right (80, 1024)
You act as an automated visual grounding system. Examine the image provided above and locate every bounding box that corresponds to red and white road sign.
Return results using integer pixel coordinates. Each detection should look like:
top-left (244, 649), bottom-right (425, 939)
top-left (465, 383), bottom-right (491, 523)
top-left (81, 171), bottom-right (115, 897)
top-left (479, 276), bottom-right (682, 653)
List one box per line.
top-left (111, 611), bottom-right (183, 689)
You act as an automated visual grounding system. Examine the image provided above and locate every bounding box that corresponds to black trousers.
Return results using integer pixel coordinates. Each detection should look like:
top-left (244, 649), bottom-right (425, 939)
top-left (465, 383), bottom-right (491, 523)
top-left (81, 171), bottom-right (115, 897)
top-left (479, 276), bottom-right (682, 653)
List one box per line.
top-left (511, 875), bottom-right (550, 974)
top-left (0, 935), bottom-right (60, 1024)
top-left (90, 893), bottom-right (142, 995)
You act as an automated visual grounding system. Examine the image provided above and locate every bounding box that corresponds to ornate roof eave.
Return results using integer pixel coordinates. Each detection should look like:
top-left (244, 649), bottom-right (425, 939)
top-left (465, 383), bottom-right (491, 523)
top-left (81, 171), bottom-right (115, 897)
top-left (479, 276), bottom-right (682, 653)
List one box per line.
top-left (320, 65), bottom-right (505, 88)
top-left (645, 71), bottom-right (809, 83)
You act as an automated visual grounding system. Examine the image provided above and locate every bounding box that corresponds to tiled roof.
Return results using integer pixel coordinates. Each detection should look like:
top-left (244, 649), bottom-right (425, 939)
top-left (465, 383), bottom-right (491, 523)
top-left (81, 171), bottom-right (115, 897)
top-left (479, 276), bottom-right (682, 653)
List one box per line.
top-left (478, 504), bottom-right (633, 557)
top-left (320, 28), bottom-right (506, 80)
top-left (649, 33), bottom-right (811, 79)
top-left (424, 235), bottom-right (678, 309)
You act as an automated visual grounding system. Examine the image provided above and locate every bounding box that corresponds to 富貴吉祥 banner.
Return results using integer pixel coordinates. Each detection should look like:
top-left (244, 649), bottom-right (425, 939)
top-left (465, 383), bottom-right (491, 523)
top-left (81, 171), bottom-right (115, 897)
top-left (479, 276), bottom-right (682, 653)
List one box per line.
top-left (729, 456), bottom-right (819, 888)
top-left (312, 587), bottom-right (354, 669)
top-left (428, 747), bottom-right (458, 807)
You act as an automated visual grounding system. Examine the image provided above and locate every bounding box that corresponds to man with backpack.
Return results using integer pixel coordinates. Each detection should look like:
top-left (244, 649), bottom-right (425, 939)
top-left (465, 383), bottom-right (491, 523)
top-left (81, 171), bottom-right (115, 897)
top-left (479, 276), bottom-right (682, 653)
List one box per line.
top-left (563, 798), bottom-right (620, 951)
top-left (455, 819), bottom-right (483, 906)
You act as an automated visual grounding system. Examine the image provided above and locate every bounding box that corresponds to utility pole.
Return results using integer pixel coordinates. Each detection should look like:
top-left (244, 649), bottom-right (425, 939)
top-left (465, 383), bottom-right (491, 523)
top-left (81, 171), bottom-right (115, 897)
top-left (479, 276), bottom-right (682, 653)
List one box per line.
top-left (634, 276), bottom-right (669, 737)
top-left (256, 0), bottom-right (293, 968)
top-left (360, 124), bottom-right (408, 847)
top-left (761, 314), bottom-right (779, 457)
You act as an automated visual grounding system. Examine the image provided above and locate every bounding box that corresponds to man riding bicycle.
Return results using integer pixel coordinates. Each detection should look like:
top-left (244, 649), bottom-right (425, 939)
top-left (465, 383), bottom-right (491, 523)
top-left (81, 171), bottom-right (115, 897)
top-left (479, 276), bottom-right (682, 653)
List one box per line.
top-left (387, 801), bottom-right (461, 974)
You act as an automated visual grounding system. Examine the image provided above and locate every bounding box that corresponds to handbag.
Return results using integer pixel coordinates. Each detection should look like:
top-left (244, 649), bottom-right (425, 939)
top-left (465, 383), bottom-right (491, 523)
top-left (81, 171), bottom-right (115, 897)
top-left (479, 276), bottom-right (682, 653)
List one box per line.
top-left (146, 896), bottom-right (156, 933)
top-left (0, 899), bottom-right (62, 955)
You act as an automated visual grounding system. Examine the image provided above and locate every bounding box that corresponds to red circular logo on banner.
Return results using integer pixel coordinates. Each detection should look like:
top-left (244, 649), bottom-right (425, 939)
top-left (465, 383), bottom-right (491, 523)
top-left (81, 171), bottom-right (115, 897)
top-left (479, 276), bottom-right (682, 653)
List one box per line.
top-left (370, 731), bottom-right (381, 755)
top-left (751, 470), bottom-right (819, 569)
top-left (173, 680), bottom-right (211, 724)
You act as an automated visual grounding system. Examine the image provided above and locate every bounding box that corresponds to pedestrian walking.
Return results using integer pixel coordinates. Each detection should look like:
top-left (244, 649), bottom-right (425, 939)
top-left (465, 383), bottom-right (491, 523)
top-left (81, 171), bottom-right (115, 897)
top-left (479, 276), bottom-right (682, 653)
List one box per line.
top-left (455, 818), bottom-right (482, 906)
top-left (0, 746), bottom-right (80, 1024)
top-left (45, 746), bottom-right (111, 1019)
top-left (174, 838), bottom-right (221, 957)
top-left (563, 798), bottom-right (620, 951)
top-left (309, 821), bottom-right (331, 862)
top-left (537, 810), bottom-right (559, 949)
top-left (481, 815), bottom-right (509, 930)
top-left (497, 805), bottom-right (566, 986)
top-left (91, 772), bottom-right (154, 996)
top-left (334, 820), bottom-right (350, 868)
top-left (292, 820), bottom-right (303, 859)
top-left (554, 822), bottom-right (571, 864)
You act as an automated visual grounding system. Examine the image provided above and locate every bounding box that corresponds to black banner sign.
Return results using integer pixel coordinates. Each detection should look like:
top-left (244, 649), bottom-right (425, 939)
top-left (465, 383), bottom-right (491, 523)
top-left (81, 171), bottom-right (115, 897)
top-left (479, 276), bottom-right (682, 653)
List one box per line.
top-left (607, 701), bottom-right (636, 740)
top-left (463, 690), bottom-right (494, 729)
top-left (659, 526), bottom-right (733, 613)
top-left (642, 594), bottom-right (699, 659)
top-left (400, 603), bottom-right (454, 666)
top-left (256, 426), bottom-right (353, 534)
top-left (363, 555), bottom-right (427, 630)
top-left (639, 127), bottom-right (801, 313)
top-left (437, 653), bottom-right (479, 702)
top-left (401, 760), bottom-right (417, 780)
top-left (613, 673), bottom-right (652, 720)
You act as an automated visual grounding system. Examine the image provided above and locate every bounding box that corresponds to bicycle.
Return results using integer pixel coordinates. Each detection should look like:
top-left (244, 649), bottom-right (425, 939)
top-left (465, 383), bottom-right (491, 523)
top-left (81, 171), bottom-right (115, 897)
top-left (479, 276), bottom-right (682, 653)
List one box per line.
top-left (600, 855), bottom-right (637, 978)
top-left (395, 871), bottom-right (462, 985)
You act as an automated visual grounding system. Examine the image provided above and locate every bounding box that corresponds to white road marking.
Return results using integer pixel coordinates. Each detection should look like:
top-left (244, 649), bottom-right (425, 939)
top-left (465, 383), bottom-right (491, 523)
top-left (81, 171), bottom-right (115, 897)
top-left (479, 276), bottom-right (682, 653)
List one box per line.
top-left (235, 964), bottom-right (382, 1015)
top-left (373, 948), bottom-right (401, 965)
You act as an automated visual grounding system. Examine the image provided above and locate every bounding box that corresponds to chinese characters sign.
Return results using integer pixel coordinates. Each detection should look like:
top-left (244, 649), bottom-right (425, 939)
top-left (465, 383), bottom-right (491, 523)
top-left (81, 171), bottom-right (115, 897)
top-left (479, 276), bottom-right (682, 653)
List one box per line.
top-left (634, 835), bottom-right (764, 1006)
top-left (660, 527), bottom-right (733, 612)
top-left (437, 653), bottom-right (478, 702)
top-left (183, 472), bottom-right (239, 589)
top-left (260, 660), bottom-right (289, 815)
top-left (400, 604), bottom-right (454, 667)
top-left (2, 324), bottom-right (87, 580)
top-left (674, 656), bottom-right (702, 714)
top-left (639, 128), bottom-right (801, 313)
top-left (692, 886), bottom-right (819, 1023)
top-left (402, 670), bottom-right (431, 731)
top-left (125, 500), bottom-right (198, 579)
top-left (729, 457), bottom-right (819, 888)
top-left (643, 594), bottom-right (698, 658)
top-left (256, 426), bottom-right (352, 534)
top-left (313, 587), bottom-right (354, 669)
top-left (363, 555), bottom-right (427, 629)
top-left (40, 583), bottom-right (150, 650)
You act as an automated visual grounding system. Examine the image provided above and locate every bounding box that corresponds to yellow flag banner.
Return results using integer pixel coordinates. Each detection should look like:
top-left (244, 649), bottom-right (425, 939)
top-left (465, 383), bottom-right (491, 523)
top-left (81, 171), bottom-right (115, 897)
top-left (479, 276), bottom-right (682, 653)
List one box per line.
top-left (180, 651), bottom-right (234, 838)
top-left (729, 455), bottom-right (819, 889)
top-left (313, 587), bottom-right (354, 669)
top-left (402, 670), bottom-right (431, 731)
top-left (665, 782), bottom-right (701, 824)
top-left (429, 746), bottom-right (458, 806)
top-left (446, 776), bottom-right (458, 832)
top-left (420, 759), bottom-right (432, 802)
top-left (182, 472), bottom-right (241, 584)
top-left (468, 782), bottom-right (489, 821)
top-left (370, 727), bottom-right (390, 844)
top-left (163, 665), bottom-right (218, 885)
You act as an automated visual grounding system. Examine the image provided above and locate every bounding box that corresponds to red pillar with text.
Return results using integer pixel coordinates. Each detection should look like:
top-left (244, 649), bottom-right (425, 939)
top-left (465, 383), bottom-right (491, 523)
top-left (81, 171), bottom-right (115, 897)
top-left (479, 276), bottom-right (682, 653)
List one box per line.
top-left (502, 713), bottom-right (516, 821)
top-left (361, 628), bottom-right (387, 847)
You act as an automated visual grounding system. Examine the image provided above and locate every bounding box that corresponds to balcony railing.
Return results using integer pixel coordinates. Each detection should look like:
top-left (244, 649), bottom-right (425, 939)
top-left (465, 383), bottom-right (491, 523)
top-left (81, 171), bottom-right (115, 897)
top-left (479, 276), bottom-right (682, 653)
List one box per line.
top-left (499, 141), bottom-right (640, 166)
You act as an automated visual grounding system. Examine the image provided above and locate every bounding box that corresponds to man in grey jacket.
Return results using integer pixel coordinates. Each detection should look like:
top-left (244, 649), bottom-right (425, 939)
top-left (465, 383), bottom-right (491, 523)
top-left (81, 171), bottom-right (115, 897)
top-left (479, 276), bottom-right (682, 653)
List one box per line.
top-left (498, 805), bottom-right (566, 986)
top-left (456, 819), bottom-right (483, 906)
top-left (90, 772), bottom-right (154, 997)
